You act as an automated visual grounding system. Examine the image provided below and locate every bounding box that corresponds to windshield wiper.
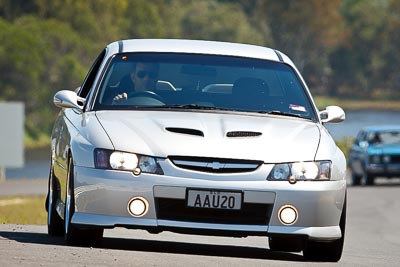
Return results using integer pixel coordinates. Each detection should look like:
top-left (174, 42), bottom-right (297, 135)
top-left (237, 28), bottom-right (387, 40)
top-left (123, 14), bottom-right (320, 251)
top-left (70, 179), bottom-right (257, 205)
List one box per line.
top-left (260, 110), bottom-right (309, 119)
top-left (162, 104), bottom-right (237, 111)
top-left (165, 104), bottom-right (216, 109)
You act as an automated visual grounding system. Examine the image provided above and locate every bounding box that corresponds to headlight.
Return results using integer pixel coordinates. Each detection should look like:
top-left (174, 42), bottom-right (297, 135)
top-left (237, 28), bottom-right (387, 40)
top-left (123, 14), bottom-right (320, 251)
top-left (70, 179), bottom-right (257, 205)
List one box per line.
top-left (292, 162), bottom-right (319, 179)
top-left (94, 149), bottom-right (163, 174)
top-left (139, 156), bottom-right (159, 173)
top-left (267, 161), bottom-right (331, 181)
top-left (270, 163), bottom-right (291, 180)
top-left (110, 152), bottom-right (138, 170)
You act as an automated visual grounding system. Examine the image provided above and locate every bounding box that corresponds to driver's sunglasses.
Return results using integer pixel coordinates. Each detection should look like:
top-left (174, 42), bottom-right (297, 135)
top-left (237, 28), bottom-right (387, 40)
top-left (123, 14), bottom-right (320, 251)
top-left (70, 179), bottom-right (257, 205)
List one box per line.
top-left (136, 70), bottom-right (157, 79)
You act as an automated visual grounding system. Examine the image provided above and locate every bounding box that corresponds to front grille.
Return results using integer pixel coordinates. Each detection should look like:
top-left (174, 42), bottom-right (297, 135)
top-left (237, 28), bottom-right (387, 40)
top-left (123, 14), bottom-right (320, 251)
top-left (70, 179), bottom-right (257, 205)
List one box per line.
top-left (169, 156), bottom-right (262, 173)
top-left (389, 155), bottom-right (400, 163)
top-left (155, 198), bottom-right (272, 225)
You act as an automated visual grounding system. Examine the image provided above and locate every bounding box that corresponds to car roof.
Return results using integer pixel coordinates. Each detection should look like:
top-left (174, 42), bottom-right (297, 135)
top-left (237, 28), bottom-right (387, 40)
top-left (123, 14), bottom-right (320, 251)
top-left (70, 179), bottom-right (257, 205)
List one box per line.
top-left (362, 125), bottom-right (400, 132)
top-left (106, 39), bottom-right (293, 66)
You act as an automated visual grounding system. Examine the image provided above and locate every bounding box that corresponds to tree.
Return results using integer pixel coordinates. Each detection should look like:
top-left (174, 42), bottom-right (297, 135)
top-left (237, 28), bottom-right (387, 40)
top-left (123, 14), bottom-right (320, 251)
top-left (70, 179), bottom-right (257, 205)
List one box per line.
top-left (0, 16), bottom-right (93, 137)
top-left (1, 0), bottom-right (400, 144)
top-left (177, 0), bottom-right (265, 45)
top-left (252, 0), bottom-right (345, 94)
top-left (381, 0), bottom-right (400, 95)
top-left (330, 0), bottom-right (389, 97)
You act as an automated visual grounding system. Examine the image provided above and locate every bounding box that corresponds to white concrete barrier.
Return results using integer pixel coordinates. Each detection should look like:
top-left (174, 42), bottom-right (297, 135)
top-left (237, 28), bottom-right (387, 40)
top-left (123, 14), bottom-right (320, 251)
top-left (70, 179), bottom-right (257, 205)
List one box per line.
top-left (0, 102), bottom-right (24, 181)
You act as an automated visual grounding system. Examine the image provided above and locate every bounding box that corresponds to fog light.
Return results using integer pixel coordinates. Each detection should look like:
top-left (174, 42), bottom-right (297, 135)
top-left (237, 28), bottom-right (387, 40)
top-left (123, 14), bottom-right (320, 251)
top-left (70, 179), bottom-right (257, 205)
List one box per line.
top-left (278, 205), bottom-right (298, 225)
top-left (128, 197), bottom-right (149, 217)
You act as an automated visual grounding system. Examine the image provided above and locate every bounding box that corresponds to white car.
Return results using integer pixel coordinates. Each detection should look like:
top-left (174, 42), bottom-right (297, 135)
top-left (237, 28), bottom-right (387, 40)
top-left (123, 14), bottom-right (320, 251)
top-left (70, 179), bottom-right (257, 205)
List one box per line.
top-left (47, 39), bottom-right (347, 262)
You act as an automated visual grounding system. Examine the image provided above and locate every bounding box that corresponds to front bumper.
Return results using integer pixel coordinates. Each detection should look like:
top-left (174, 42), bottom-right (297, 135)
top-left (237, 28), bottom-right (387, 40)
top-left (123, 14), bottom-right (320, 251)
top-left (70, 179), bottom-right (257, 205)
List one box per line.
top-left (367, 163), bottom-right (400, 177)
top-left (72, 163), bottom-right (346, 241)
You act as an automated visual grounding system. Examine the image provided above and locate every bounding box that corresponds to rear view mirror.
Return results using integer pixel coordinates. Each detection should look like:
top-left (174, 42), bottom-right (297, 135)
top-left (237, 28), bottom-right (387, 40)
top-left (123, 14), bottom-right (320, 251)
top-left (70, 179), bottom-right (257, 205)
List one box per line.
top-left (53, 90), bottom-right (85, 110)
top-left (319, 106), bottom-right (345, 123)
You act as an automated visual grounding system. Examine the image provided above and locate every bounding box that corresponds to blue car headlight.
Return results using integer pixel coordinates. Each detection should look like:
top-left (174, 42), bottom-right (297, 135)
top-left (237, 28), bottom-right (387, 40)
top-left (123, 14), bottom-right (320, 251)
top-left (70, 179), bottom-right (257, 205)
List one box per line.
top-left (94, 149), bottom-right (164, 174)
top-left (267, 161), bottom-right (331, 181)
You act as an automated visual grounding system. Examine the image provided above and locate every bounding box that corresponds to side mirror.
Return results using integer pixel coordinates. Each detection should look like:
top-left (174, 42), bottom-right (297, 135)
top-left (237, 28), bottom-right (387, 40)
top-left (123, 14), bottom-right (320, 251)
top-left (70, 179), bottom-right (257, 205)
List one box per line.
top-left (53, 90), bottom-right (85, 110)
top-left (319, 106), bottom-right (345, 123)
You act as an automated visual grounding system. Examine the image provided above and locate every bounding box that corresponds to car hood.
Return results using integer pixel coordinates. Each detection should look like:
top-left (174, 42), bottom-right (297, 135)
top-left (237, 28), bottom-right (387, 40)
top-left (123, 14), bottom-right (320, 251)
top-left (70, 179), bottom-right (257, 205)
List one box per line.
top-left (95, 111), bottom-right (320, 162)
top-left (368, 143), bottom-right (400, 155)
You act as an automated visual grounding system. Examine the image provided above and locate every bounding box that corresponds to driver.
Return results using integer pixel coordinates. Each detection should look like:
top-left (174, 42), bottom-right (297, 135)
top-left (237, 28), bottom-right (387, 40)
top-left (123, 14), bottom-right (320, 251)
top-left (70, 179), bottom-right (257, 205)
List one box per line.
top-left (112, 62), bottom-right (159, 102)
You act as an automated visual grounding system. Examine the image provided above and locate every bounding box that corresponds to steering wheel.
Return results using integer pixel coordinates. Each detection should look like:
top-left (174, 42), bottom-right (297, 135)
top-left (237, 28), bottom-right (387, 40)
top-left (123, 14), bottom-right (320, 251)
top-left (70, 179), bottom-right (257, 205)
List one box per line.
top-left (124, 91), bottom-right (166, 106)
top-left (131, 91), bottom-right (164, 102)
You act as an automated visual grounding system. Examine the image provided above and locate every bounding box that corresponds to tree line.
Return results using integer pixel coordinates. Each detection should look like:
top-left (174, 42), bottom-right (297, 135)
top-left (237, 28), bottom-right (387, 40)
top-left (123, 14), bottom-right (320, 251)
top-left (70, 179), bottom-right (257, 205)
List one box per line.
top-left (0, 0), bottom-right (399, 140)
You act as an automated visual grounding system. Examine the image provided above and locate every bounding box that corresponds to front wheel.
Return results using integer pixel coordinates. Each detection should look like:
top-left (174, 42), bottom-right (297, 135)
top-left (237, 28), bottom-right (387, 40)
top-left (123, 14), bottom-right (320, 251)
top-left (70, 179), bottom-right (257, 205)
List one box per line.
top-left (303, 194), bottom-right (347, 262)
top-left (64, 156), bottom-right (103, 246)
top-left (47, 166), bottom-right (63, 236)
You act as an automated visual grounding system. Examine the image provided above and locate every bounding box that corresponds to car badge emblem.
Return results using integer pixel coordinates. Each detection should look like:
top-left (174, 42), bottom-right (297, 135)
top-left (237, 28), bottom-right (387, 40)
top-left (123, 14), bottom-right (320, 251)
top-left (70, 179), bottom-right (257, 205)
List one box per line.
top-left (207, 161), bottom-right (224, 170)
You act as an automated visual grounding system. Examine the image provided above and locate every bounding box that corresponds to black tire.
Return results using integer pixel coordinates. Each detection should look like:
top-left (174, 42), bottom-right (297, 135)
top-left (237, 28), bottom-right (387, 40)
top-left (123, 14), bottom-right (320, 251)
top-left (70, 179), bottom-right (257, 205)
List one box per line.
top-left (47, 166), bottom-right (64, 236)
top-left (351, 171), bottom-right (362, 186)
top-left (361, 165), bottom-right (375, 186)
top-left (64, 156), bottom-right (103, 246)
top-left (303, 194), bottom-right (347, 262)
top-left (365, 173), bottom-right (375, 185)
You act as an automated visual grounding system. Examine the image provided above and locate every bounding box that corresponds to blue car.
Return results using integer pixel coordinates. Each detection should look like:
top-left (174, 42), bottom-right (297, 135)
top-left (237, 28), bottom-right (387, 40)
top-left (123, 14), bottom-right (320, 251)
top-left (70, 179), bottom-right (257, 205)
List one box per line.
top-left (349, 125), bottom-right (400, 185)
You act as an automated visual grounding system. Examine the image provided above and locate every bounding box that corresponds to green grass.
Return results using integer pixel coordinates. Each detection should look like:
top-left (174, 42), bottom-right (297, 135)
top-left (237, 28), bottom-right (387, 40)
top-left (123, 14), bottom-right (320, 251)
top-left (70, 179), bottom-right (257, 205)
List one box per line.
top-left (314, 96), bottom-right (400, 111)
top-left (24, 133), bottom-right (50, 151)
top-left (0, 196), bottom-right (47, 225)
top-left (336, 137), bottom-right (354, 159)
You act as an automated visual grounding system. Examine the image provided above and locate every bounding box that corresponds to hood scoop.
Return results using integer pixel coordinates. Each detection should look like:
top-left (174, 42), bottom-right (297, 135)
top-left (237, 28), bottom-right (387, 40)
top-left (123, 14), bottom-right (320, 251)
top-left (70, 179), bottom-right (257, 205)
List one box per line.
top-left (226, 131), bottom-right (262, 138)
top-left (166, 127), bottom-right (204, 137)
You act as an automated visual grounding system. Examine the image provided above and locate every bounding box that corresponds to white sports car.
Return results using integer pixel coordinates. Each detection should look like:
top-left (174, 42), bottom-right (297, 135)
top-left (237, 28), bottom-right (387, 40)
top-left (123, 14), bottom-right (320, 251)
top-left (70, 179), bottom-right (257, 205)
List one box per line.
top-left (47, 39), bottom-right (347, 262)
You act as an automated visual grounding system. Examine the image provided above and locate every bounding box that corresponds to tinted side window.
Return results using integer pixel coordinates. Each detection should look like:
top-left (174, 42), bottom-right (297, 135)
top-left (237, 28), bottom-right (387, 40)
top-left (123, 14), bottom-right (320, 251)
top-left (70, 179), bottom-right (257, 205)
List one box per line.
top-left (78, 49), bottom-right (106, 98)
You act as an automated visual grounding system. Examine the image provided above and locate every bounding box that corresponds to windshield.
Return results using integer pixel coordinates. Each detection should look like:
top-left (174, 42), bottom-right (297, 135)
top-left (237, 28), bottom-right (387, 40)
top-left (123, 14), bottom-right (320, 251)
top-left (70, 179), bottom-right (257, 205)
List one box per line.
top-left (367, 131), bottom-right (400, 145)
top-left (93, 53), bottom-right (317, 120)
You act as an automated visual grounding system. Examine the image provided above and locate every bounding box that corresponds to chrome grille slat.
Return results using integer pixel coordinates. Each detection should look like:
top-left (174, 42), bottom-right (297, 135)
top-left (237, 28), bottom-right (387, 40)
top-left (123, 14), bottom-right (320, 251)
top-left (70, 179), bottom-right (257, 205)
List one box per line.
top-left (173, 160), bottom-right (258, 169)
top-left (169, 156), bottom-right (262, 173)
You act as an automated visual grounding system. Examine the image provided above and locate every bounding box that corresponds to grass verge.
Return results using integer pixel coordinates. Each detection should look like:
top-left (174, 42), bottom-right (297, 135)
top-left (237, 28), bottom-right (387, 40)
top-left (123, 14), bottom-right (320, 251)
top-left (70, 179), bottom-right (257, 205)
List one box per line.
top-left (314, 96), bottom-right (400, 110)
top-left (336, 136), bottom-right (354, 159)
top-left (25, 133), bottom-right (50, 151)
top-left (0, 196), bottom-right (47, 225)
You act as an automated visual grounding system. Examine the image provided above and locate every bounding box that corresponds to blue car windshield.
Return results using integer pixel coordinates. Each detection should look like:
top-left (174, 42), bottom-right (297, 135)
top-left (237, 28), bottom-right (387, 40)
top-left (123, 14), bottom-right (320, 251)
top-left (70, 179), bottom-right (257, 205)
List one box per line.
top-left (367, 131), bottom-right (400, 145)
top-left (93, 53), bottom-right (317, 120)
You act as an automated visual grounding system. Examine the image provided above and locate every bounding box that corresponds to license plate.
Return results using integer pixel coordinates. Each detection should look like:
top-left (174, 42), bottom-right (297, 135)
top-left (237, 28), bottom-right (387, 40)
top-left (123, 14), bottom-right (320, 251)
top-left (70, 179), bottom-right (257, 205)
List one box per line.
top-left (187, 190), bottom-right (242, 210)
